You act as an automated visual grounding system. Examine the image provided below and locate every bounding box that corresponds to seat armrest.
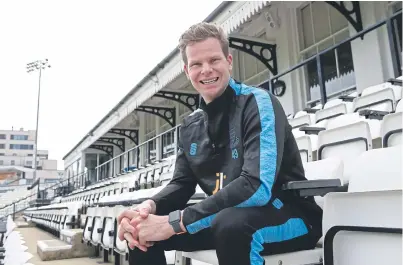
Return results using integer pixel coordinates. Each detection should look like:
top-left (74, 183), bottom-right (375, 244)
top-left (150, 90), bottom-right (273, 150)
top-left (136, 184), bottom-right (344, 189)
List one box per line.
top-left (338, 95), bottom-right (355, 102)
top-left (303, 107), bottom-right (319, 114)
top-left (299, 126), bottom-right (326, 135)
top-left (387, 78), bottom-right (402, 86)
top-left (282, 179), bottom-right (343, 197)
top-left (359, 109), bottom-right (390, 120)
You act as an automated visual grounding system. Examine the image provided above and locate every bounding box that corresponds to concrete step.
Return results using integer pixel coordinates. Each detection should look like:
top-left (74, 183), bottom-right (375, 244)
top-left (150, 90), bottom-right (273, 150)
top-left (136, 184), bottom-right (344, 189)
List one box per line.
top-left (37, 229), bottom-right (94, 261)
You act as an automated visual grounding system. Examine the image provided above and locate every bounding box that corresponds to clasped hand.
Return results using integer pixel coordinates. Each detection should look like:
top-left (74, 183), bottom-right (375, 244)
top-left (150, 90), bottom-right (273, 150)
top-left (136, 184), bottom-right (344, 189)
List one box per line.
top-left (117, 201), bottom-right (175, 252)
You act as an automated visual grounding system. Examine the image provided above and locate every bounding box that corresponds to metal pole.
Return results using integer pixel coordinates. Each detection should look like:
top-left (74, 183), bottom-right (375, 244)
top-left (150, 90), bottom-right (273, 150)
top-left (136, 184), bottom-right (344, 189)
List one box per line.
top-left (386, 17), bottom-right (400, 78)
top-left (34, 67), bottom-right (42, 199)
top-left (316, 54), bottom-right (327, 106)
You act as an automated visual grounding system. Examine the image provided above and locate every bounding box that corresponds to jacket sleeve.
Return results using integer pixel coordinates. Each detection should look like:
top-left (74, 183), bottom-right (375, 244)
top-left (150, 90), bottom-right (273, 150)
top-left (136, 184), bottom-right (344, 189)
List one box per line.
top-left (182, 91), bottom-right (286, 234)
top-left (151, 137), bottom-right (198, 215)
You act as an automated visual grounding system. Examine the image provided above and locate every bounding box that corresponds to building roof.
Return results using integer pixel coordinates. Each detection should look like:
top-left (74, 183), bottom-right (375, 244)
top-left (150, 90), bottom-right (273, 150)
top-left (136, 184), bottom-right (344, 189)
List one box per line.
top-left (62, 1), bottom-right (231, 160)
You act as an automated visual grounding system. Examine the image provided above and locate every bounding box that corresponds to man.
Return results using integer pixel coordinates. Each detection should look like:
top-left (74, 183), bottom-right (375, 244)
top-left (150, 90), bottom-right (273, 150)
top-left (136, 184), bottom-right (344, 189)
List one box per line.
top-left (118, 22), bottom-right (322, 265)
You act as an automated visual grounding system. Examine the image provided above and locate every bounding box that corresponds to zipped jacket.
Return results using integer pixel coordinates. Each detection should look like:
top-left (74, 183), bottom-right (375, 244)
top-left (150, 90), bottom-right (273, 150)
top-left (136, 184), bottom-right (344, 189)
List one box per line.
top-left (151, 78), bottom-right (322, 234)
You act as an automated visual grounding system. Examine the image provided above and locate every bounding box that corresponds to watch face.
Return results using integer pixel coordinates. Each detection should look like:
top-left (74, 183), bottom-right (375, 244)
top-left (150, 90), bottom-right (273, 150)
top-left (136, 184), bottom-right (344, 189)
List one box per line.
top-left (169, 210), bottom-right (181, 223)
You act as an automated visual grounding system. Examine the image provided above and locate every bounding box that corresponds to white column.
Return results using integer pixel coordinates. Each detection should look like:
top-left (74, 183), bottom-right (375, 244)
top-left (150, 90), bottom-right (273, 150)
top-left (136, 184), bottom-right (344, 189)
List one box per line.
top-left (155, 117), bottom-right (161, 161)
top-left (139, 112), bottom-right (146, 167)
top-left (349, 2), bottom-right (391, 93)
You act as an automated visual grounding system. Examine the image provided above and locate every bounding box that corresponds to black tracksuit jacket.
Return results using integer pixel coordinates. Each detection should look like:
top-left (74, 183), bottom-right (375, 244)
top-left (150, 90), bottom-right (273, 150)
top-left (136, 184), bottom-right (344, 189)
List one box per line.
top-left (151, 78), bottom-right (322, 234)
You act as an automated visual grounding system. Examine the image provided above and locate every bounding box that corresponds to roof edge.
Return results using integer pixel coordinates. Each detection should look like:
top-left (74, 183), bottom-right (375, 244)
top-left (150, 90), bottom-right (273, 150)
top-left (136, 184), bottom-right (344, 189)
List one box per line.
top-left (63, 1), bottom-right (232, 161)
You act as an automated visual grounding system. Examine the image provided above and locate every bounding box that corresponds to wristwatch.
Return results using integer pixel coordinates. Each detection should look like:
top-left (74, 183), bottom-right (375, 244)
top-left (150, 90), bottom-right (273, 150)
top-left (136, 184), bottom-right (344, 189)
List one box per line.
top-left (168, 210), bottom-right (184, 234)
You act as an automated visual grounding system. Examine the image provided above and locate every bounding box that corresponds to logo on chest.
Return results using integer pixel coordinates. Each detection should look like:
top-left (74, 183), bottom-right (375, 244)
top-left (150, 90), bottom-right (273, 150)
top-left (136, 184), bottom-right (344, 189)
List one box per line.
top-left (229, 127), bottom-right (239, 159)
top-left (189, 143), bottom-right (197, 156)
top-left (213, 172), bottom-right (227, 194)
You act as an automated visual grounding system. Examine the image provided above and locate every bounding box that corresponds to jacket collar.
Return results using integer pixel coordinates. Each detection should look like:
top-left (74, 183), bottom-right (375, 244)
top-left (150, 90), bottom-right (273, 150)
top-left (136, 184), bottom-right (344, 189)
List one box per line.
top-left (199, 83), bottom-right (235, 118)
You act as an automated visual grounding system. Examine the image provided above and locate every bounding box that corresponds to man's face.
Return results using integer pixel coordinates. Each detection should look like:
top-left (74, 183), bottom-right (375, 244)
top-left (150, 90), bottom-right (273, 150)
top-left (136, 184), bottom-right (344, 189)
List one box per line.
top-left (184, 37), bottom-right (233, 104)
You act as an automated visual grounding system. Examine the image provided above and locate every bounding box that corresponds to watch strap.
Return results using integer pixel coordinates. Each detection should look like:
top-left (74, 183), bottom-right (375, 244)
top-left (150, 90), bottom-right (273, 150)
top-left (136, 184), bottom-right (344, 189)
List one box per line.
top-left (169, 210), bottom-right (183, 234)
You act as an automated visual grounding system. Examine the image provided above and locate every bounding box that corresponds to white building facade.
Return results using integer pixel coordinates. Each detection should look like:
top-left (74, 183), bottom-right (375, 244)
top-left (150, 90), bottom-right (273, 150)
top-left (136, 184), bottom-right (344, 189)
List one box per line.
top-left (0, 128), bottom-right (62, 185)
top-left (62, 1), bottom-right (402, 187)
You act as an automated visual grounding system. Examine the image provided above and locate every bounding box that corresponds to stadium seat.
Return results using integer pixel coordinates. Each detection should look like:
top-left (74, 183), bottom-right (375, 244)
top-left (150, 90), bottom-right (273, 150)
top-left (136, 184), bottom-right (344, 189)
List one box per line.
top-left (353, 82), bottom-right (401, 113)
top-left (317, 113), bottom-right (372, 184)
top-left (322, 146), bottom-right (402, 265)
top-left (380, 100), bottom-right (402, 147)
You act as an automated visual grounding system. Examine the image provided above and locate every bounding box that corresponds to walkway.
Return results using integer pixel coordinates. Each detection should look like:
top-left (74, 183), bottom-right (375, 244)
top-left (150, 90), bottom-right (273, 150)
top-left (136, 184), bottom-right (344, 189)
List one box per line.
top-left (16, 226), bottom-right (102, 265)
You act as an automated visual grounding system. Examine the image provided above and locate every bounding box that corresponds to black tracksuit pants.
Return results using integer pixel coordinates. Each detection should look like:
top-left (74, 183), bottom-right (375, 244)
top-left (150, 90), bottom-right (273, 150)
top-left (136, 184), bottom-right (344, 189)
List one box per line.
top-left (129, 200), bottom-right (321, 265)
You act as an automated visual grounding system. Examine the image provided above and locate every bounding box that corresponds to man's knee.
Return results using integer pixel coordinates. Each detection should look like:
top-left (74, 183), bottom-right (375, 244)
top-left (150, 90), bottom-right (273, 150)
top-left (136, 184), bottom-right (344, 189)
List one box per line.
top-left (211, 208), bottom-right (250, 239)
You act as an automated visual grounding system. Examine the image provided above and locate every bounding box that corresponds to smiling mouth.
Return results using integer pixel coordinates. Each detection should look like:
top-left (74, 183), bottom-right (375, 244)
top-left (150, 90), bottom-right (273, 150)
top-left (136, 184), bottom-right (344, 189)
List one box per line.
top-left (200, 77), bottom-right (219, 85)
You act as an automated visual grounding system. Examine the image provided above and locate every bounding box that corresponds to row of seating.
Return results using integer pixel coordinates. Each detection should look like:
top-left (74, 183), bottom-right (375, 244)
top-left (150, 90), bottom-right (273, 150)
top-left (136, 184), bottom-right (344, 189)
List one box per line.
top-left (291, 79), bottom-right (402, 164)
top-left (1, 215), bottom-right (33, 265)
top-left (50, 135), bottom-right (399, 264)
top-left (288, 77), bottom-right (402, 126)
top-left (180, 146), bottom-right (402, 265)
top-left (23, 202), bottom-right (82, 238)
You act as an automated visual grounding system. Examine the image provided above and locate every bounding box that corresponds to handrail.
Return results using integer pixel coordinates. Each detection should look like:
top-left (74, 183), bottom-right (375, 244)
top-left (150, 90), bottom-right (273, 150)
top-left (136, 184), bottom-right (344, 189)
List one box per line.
top-left (95, 125), bottom-right (180, 169)
top-left (0, 170), bottom-right (87, 212)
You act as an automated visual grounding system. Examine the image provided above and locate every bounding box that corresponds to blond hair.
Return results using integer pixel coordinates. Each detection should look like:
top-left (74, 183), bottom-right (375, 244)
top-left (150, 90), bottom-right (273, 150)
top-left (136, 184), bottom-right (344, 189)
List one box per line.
top-left (178, 22), bottom-right (229, 65)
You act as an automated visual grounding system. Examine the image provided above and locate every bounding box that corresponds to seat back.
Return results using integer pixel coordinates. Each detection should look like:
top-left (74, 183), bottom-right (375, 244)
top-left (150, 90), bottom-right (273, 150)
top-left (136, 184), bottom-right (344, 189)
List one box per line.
top-left (295, 135), bottom-right (313, 163)
top-left (353, 88), bottom-right (396, 112)
top-left (113, 205), bottom-right (128, 254)
top-left (91, 206), bottom-right (105, 244)
top-left (318, 114), bottom-right (372, 183)
top-left (315, 104), bottom-right (347, 124)
top-left (101, 206), bottom-right (115, 249)
top-left (381, 112), bottom-right (402, 147)
top-left (323, 147), bottom-right (402, 265)
top-left (304, 157), bottom-right (344, 208)
top-left (83, 207), bottom-right (95, 242)
top-left (348, 146), bottom-right (402, 192)
top-left (289, 114), bottom-right (314, 129)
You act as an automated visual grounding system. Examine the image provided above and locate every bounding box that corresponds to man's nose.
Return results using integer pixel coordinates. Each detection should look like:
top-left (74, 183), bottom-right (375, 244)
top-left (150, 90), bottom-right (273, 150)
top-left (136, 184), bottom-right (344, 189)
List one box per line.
top-left (201, 63), bottom-right (213, 75)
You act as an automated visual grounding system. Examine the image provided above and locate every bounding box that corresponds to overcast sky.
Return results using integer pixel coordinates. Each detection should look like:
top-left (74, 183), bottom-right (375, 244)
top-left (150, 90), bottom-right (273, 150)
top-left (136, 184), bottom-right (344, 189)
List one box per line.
top-left (0, 0), bottom-right (222, 170)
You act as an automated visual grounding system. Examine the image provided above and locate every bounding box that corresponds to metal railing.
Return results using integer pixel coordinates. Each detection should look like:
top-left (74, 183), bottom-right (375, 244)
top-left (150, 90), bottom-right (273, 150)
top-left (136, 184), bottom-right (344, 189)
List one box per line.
top-left (0, 170), bottom-right (88, 219)
top-left (94, 125), bottom-right (180, 181)
top-left (262, 11), bottom-right (402, 108)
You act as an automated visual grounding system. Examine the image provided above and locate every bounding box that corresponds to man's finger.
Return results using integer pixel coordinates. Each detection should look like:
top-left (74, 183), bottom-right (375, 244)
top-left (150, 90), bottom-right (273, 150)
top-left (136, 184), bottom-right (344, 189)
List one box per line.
top-left (124, 232), bottom-right (137, 249)
top-left (133, 241), bottom-right (148, 252)
top-left (138, 206), bottom-right (150, 218)
top-left (117, 209), bottom-right (139, 224)
top-left (129, 216), bottom-right (144, 227)
top-left (118, 218), bottom-right (134, 241)
top-left (145, 241), bottom-right (155, 248)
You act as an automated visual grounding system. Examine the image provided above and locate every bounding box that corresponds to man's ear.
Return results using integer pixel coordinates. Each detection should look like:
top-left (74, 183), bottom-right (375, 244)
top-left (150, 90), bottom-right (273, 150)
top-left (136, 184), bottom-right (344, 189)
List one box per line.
top-left (227, 54), bottom-right (233, 71)
top-left (184, 64), bottom-right (190, 79)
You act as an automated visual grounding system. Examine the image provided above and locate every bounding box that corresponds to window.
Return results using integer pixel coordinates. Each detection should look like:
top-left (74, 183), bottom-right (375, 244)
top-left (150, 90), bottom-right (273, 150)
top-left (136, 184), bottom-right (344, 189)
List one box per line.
top-left (0, 144), bottom-right (4, 149)
top-left (10, 135), bottom-right (28, 140)
top-left (0, 161), bottom-right (3, 165)
top-left (27, 154), bottom-right (33, 157)
top-left (26, 161), bottom-right (32, 166)
top-left (390, 1), bottom-right (402, 73)
top-left (298, 2), bottom-right (355, 104)
top-left (11, 160), bottom-right (15, 165)
top-left (234, 32), bottom-right (270, 86)
top-left (0, 153), bottom-right (4, 156)
top-left (9, 144), bottom-right (33, 150)
top-left (0, 135), bottom-right (5, 140)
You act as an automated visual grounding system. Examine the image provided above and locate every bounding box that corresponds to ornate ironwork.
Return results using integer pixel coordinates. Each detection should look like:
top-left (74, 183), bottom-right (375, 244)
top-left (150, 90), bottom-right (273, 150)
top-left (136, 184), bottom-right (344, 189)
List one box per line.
top-left (229, 36), bottom-right (278, 76)
top-left (108, 129), bottom-right (138, 145)
top-left (136, 106), bottom-right (176, 127)
top-left (97, 137), bottom-right (125, 152)
top-left (154, 91), bottom-right (199, 111)
top-left (89, 144), bottom-right (113, 157)
top-left (326, 2), bottom-right (363, 35)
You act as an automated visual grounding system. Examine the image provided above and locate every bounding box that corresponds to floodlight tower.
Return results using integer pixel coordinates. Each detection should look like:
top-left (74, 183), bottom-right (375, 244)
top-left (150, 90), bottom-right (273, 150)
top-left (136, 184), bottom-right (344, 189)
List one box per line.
top-left (26, 59), bottom-right (51, 198)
